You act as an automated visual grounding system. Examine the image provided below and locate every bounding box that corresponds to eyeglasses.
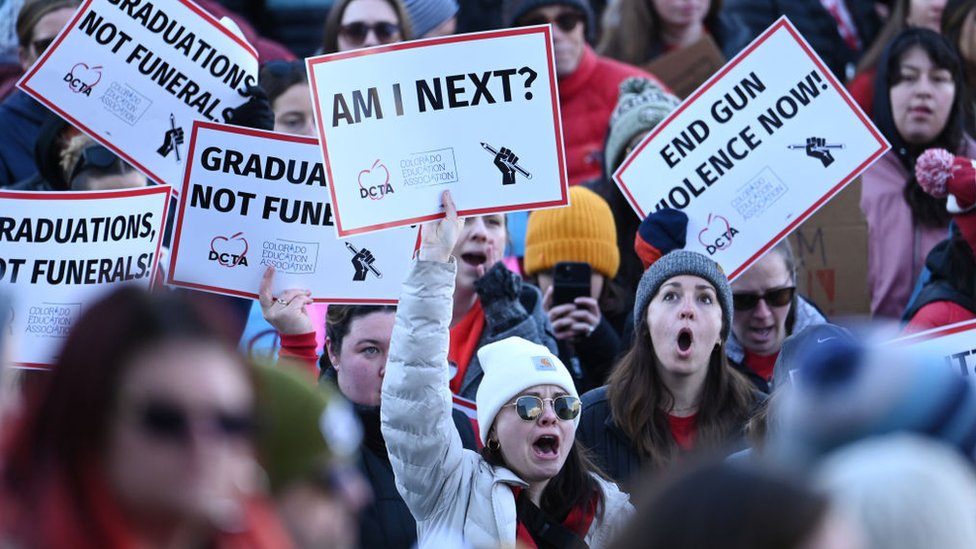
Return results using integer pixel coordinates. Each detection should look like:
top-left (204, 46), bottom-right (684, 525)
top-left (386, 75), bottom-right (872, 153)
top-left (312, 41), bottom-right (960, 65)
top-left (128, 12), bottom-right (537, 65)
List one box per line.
top-left (135, 399), bottom-right (255, 444)
top-left (732, 287), bottom-right (796, 311)
top-left (69, 144), bottom-right (129, 182)
top-left (506, 395), bottom-right (581, 421)
top-left (518, 11), bottom-right (584, 33)
top-left (338, 22), bottom-right (401, 47)
top-left (31, 37), bottom-right (55, 56)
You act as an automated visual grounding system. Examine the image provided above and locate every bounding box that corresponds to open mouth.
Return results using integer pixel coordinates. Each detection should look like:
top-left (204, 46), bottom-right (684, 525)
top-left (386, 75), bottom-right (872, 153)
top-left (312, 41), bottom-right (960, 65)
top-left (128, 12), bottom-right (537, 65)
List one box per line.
top-left (533, 435), bottom-right (560, 458)
top-left (677, 328), bottom-right (693, 353)
top-left (460, 252), bottom-right (487, 267)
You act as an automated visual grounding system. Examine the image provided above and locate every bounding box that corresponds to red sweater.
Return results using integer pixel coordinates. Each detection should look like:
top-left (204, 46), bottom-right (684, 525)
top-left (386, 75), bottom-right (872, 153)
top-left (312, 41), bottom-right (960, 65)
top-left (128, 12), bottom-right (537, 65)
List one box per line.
top-left (559, 46), bottom-right (660, 185)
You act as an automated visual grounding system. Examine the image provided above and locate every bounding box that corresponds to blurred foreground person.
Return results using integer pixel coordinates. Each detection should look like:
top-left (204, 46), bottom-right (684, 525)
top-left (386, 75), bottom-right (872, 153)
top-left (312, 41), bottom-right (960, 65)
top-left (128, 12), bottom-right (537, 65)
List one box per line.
top-left (611, 459), bottom-right (864, 549)
top-left (0, 288), bottom-right (290, 548)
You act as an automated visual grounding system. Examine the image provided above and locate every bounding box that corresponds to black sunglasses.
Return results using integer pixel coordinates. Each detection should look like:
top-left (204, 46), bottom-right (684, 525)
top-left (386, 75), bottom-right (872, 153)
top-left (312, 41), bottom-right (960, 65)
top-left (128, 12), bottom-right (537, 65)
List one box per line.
top-left (338, 21), bottom-right (401, 46)
top-left (732, 287), bottom-right (796, 311)
top-left (138, 400), bottom-right (255, 443)
top-left (31, 37), bottom-right (55, 56)
top-left (506, 395), bottom-right (581, 421)
top-left (518, 11), bottom-right (584, 33)
top-left (69, 144), bottom-right (127, 182)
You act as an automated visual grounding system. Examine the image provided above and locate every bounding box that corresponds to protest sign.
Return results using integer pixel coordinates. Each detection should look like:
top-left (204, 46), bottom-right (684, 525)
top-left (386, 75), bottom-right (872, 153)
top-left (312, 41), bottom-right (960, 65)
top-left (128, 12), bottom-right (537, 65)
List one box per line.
top-left (0, 187), bottom-right (170, 368)
top-left (614, 17), bottom-right (889, 280)
top-left (18, 0), bottom-right (258, 189)
top-left (306, 27), bottom-right (567, 237)
top-left (167, 122), bottom-right (419, 303)
top-left (889, 320), bottom-right (976, 380)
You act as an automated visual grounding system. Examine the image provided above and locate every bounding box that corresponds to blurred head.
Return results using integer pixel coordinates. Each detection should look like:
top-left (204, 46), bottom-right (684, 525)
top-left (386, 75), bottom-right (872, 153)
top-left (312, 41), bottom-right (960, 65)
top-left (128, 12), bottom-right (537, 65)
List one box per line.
top-left (612, 460), bottom-right (864, 549)
top-left (941, 0), bottom-right (976, 68)
top-left (906, 0), bottom-right (947, 30)
top-left (650, 0), bottom-right (712, 30)
top-left (3, 288), bottom-right (256, 533)
top-left (322, 0), bottom-right (412, 53)
top-left (604, 78), bottom-right (680, 178)
top-left (452, 214), bottom-right (508, 291)
top-left (515, 4), bottom-right (587, 76)
top-left (16, 0), bottom-right (78, 70)
top-left (60, 135), bottom-right (147, 191)
top-left (402, 0), bottom-right (459, 38)
top-left (730, 242), bottom-right (797, 357)
top-left (817, 435), bottom-right (976, 549)
top-left (260, 61), bottom-right (315, 137)
top-left (323, 305), bottom-right (396, 407)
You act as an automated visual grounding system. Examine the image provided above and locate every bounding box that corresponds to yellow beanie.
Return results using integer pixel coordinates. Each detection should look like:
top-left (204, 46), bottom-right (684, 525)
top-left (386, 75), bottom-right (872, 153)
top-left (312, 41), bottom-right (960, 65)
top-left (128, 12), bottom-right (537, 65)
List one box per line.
top-left (524, 186), bottom-right (619, 278)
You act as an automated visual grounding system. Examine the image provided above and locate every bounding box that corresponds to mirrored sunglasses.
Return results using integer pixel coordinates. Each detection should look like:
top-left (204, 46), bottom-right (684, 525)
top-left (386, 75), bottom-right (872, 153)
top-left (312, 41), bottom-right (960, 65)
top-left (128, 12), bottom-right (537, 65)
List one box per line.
top-left (732, 287), bottom-right (796, 311)
top-left (507, 395), bottom-right (581, 421)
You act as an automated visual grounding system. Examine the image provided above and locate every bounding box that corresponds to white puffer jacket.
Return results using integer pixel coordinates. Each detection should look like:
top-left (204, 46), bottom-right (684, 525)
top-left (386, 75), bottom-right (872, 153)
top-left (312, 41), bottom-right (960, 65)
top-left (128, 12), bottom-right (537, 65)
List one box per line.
top-left (381, 259), bottom-right (634, 548)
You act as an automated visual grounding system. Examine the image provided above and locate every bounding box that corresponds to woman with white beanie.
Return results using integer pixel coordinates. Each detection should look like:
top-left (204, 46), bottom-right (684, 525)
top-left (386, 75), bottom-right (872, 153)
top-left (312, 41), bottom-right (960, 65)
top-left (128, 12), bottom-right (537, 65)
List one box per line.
top-left (381, 192), bottom-right (633, 548)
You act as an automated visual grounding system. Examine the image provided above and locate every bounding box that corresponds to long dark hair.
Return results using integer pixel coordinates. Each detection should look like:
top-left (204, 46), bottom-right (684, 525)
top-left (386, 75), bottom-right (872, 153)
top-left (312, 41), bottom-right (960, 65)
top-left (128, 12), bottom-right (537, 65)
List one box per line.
top-left (874, 27), bottom-right (967, 227)
top-left (942, 0), bottom-right (976, 135)
top-left (598, 0), bottom-right (723, 66)
top-left (481, 436), bottom-right (606, 521)
top-left (321, 0), bottom-right (413, 54)
top-left (606, 312), bottom-right (756, 469)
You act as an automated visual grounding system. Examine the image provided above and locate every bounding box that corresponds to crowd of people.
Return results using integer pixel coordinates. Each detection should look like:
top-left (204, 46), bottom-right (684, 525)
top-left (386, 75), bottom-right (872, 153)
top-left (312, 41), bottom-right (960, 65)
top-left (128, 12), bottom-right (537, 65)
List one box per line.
top-left (3, 0), bottom-right (976, 547)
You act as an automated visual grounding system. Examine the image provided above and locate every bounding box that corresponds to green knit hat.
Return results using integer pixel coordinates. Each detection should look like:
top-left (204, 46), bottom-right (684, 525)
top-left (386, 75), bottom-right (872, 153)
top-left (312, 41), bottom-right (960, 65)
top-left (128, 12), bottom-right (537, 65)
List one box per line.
top-left (604, 78), bottom-right (680, 179)
top-left (253, 360), bottom-right (362, 494)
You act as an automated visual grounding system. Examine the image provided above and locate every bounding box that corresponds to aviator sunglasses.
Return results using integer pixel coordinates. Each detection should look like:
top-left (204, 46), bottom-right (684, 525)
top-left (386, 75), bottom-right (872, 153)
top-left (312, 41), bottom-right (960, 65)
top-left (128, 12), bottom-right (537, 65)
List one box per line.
top-left (518, 11), bottom-right (584, 32)
top-left (506, 395), bottom-right (581, 421)
top-left (135, 399), bottom-right (255, 444)
top-left (732, 287), bottom-right (796, 311)
top-left (338, 21), bottom-right (401, 46)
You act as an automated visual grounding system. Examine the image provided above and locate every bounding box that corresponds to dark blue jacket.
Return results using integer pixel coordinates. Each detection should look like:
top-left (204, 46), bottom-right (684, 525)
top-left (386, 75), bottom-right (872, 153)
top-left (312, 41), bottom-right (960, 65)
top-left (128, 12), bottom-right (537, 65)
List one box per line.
top-left (0, 91), bottom-right (48, 187)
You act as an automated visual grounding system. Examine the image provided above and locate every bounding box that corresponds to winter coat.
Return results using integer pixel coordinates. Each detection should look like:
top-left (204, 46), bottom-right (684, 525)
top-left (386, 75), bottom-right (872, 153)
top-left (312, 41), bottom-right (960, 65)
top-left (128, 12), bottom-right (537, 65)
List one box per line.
top-left (726, 295), bottom-right (828, 392)
top-left (0, 91), bottom-right (48, 187)
top-left (457, 261), bottom-right (559, 400)
top-left (722, 0), bottom-right (881, 80)
top-left (559, 315), bottom-right (622, 394)
top-left (560, 45), bottom-right (657, 186)
top-left (381, 259), bottom-right (634, 548)
top-left (903, 225), bottom-right (976, 333)
top-left (861, 139), bottom-right (976, 319)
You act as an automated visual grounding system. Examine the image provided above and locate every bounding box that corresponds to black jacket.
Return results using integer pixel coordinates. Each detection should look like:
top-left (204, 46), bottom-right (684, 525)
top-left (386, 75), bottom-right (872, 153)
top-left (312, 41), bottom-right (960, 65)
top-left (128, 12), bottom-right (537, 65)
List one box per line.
top-left (355, 405), bottom-right (478, 549)
top-left (904, 230), bottom-right (976, 321)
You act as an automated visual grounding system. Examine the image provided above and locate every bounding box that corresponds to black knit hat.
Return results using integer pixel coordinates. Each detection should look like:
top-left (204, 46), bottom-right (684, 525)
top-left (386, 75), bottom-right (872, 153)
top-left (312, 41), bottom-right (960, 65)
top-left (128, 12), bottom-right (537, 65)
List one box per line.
top-left (503, 0), bottom-right (594, 42)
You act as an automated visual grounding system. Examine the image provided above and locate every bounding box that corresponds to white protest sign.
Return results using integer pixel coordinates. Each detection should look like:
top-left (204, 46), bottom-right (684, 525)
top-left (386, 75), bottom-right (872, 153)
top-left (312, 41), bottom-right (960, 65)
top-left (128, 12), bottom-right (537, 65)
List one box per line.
top-left (18, 0), bottom-right (258, 189)
top-left (889, 320), bottom-right (976, 381)
top-left (307, 27), bottom-right (568, 237)
top-left (614, 17), bottom-right (889, 279)
top-left (167, 122), bottom-right (419, 303)
top-left (0, 187), bottom-right (170, 368)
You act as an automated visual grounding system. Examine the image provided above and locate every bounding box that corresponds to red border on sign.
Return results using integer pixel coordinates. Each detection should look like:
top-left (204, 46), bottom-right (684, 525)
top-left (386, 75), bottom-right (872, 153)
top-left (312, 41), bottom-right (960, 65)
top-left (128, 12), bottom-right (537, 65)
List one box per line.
top-left (890, 319), bottom-right (976, 346)
top-left (166, 121), bottom-right (407, 304)
top-left (17, 0), bottom-right (259, 189)
top-left (612, 16), bottom-right (889, 280)
top-left (307, 26), bottom-right (568, 238)
top-left (3, 185), bottom-right (172, 369)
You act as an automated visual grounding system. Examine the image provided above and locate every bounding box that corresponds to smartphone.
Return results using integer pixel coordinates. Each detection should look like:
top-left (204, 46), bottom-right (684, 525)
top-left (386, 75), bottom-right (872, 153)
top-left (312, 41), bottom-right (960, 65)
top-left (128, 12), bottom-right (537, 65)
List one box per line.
top-left (552, 262), bottom-right (592, 307)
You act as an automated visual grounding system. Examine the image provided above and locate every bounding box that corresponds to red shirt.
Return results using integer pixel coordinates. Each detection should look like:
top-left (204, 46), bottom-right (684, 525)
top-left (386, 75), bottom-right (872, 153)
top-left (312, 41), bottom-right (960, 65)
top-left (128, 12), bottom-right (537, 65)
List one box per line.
top-left (448, 300), bottom-right (485, 394)
top-left (667, 413), bottom-right (698, 450)
top-left (744, 350), bottom-right (778, 382)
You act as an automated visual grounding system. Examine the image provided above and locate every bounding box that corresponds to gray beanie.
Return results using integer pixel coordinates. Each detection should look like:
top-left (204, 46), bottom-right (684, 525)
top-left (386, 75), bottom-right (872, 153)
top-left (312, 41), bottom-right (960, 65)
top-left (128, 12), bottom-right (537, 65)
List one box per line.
top-left (403, 0), bottom-right (458, 38)
top-left (633, 250), bottom-right (733, 339)
top-left (604, 78), bottom-right (680, 179)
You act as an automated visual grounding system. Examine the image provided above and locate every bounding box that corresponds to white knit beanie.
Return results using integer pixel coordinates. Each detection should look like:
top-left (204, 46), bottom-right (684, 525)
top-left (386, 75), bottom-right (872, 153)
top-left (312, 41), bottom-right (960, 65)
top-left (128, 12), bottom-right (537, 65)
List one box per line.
top-left (475, 337), bottom-right (579, 445)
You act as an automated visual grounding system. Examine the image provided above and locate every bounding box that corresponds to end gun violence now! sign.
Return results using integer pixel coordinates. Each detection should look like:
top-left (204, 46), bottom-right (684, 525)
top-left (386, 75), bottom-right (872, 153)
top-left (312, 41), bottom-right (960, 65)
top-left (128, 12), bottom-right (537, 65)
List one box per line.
top-left (614, 17), bottom-right (889, 280)
top-left (306, 27), bottom-right (569, 237)
top-left (0, 187), bottom-right (170, 368)
top-left (18, 0), bottom-right (258, 188)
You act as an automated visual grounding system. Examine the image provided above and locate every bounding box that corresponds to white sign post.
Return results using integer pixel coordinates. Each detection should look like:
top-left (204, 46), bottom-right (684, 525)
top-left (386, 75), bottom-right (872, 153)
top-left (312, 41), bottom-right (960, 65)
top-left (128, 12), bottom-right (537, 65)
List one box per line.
top-left (307, 27), bottom-right (568, 237)
top-left (167, 122), bottom-right (419, 303)
top-left (889, 320), bottom-right (976, 381)
top-left (614, 17), bottom-right (889, 279)
top-left (18, 0), bottom-right (258, 189)
top-left (0, 187), bottom-right (170, 368)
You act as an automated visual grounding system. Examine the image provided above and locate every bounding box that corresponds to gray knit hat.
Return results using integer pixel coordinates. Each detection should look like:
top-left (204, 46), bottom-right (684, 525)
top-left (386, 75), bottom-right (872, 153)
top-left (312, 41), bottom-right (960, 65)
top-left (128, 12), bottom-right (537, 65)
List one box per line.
top-left (633, 250), bottom-right (733, 339)
top-left (403, 0), bottom-right (458, 38)
top-left (604, 78), bottom-right (680, 179)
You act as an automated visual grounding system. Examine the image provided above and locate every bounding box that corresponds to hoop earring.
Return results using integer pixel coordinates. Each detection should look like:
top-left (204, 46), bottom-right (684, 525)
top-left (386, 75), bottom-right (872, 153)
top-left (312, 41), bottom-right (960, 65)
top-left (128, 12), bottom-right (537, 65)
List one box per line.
top-left (488, 438), bottom-right (500, 451)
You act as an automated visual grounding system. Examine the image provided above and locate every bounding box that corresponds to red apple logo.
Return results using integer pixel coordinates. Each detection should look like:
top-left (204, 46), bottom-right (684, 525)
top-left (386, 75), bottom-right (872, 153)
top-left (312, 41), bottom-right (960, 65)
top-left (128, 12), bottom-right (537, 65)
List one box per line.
top-left (69, 62), bottom-right (102, 92)
top-left (358, 159), bottom-right (393, 201)
top-left (209, 232), bottom-right (249, 267)
top-left (698, 213), bottom-right (733, 252)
